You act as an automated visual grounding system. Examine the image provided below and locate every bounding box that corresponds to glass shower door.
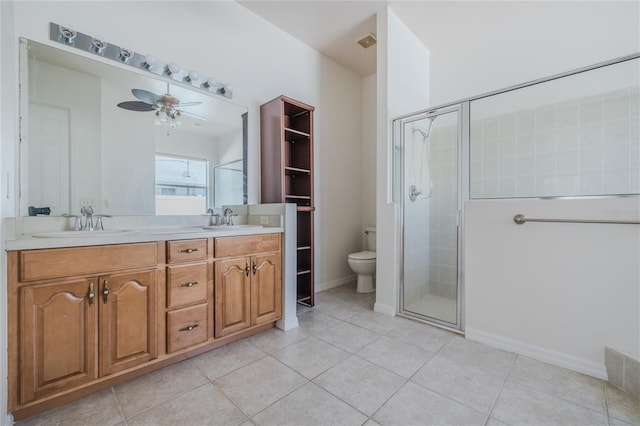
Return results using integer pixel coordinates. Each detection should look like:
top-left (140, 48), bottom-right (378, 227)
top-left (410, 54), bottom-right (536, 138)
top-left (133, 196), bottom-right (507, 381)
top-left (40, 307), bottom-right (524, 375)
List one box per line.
top-left (398, 106), bottom-right (462, 329)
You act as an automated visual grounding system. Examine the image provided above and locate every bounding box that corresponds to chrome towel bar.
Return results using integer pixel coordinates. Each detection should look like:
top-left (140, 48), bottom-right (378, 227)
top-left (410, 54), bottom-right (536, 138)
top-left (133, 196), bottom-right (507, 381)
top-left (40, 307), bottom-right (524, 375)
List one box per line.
top-left (513, 214), bottom-right (640, 225)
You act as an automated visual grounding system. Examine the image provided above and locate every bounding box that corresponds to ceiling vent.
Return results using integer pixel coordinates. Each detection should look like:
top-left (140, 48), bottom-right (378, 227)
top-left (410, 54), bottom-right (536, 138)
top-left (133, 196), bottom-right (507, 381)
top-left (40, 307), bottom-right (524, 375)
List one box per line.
top-left (356, 33), bottom-right (377, 49)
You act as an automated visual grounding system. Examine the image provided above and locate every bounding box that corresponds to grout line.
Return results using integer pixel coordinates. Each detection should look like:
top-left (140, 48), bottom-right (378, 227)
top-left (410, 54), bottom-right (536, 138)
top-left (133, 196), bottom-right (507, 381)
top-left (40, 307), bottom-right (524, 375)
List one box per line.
top-left (111, 386), bottom-right (129, 426)
top-left (602, 382), bottom-right (612, 426)
top-left (484, 352), bottom-right (517, 425)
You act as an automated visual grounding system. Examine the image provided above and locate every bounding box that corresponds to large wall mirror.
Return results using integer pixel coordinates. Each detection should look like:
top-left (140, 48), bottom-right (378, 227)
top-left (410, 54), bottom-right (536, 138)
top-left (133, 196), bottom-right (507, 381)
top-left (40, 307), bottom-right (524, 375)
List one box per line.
top-left (19, 39), bottom-right (248, 217)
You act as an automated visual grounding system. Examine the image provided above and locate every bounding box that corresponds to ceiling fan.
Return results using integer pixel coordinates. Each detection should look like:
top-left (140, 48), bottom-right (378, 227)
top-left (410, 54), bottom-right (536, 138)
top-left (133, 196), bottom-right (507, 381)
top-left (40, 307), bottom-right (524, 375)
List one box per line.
top-left (117, 83), bottom-right (205, 127)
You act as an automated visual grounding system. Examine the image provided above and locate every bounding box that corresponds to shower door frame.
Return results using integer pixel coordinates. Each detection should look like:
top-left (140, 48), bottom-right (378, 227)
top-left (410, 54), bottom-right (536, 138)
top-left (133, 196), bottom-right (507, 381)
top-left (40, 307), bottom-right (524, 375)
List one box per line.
top-left (395, 103), bottom-right (470, 333)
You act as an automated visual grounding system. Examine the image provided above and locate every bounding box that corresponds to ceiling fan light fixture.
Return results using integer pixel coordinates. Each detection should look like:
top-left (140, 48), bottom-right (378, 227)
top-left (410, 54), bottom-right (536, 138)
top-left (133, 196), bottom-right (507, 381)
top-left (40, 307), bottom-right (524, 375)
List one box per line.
top-left (175, 111), bottom-right (183, 126)
top-left (154, 111), bottom-right (162, 125)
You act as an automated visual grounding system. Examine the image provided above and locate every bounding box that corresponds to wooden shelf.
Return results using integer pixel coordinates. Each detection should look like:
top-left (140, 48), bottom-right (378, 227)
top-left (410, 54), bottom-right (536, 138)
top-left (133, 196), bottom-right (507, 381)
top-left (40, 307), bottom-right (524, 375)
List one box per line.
top-left (261, 95), bottom-right (315, 307)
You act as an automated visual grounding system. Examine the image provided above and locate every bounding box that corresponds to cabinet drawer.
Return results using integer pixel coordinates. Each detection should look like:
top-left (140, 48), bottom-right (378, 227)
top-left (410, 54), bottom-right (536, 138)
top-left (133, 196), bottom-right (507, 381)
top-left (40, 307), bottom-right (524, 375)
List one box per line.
top-left (19, 243), bottom-right (158, 282)
top-left (166, 304), bottom-right (208, 353)
top-left (214, 234), bottom-right (280, 258)
top-left (167, 263), bottom-right (208, 309)
top-left (167, 239), bottom-right (208, 263)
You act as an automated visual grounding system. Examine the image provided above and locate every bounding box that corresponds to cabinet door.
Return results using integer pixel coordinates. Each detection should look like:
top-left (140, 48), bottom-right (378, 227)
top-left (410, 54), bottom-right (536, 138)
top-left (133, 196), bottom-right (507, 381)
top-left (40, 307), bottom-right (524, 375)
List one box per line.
top-left (99, 271), bottom-right (157, 376)
top-left (214, 258), bottom-right (250, 338)
top-left (20, 279), bottom-right (98, 404)
top-left (251, 253), bottom-right (282, 326)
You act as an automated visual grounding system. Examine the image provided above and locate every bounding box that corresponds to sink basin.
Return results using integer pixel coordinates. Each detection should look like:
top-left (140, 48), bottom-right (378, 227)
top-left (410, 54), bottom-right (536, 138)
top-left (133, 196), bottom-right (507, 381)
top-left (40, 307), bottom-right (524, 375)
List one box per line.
top-left (33, 230), bottom-right (138, 238)
top-left (202, 225), bottom-right (263, 231)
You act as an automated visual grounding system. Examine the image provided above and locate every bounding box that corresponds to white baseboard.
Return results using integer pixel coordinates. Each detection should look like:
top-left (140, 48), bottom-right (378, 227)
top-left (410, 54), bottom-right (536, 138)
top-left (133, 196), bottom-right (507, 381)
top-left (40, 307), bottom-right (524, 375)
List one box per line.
top-left (4, 413), bottom-right (13, 426)
top-left (276, 316), bottom-right (299, 331)
top-left (316, 275), bottom-right (355, 293)
top-left (374, 302), bottom-right (396, 316)
top-left (465, 327), bottom-right (607, 380)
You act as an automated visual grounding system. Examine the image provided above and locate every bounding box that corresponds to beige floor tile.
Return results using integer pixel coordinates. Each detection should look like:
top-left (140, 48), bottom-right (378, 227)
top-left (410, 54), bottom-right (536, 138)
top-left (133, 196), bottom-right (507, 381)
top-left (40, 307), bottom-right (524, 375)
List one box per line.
top-left (507, 355), bottom-right (606, 413)
top-left (606, 384), bottom-right (640, 425)
top-left (245, 326), bottom-right (309, 354)
top-left (437, 336), bottom-right (515, 377)
top-left (491, 381), bottom-right (607, 425)
top-left (214, 356), bottom-right (307, 417)
top-left (191, 339), bottom-right (266, 380)
top-left (346, 310), bottom-right (410, 334)
top-left (373, 381), bottom-right (486, 426)
top-left (356, 335), bottom-right (433, 378)
top-left (387, 318), bottom-right (454, 353)
top-left (315, 293), bottom-right (370, 320)
top-left (114, 360), bottom-right (208, 417)
top-left (296, 309), bottom-right (342, 335)
top-left (251, 382), bottom-right (367, 426)
top-left (363, 419), bottom-right (382, 426)
top-left (315, 322), bottom-right (381, 353)
top-left (16, 388), bottom-right (123, 426)
top-left (485, 417), bottom-right (508, 426)
top-left (314, 356), bottom-right (405, 416)
top-left (272, 336), bottom-right (350, 379)
top-left (127, 383), bottom-right (246, 426)
top-left (412, 354), bottom-right (504, 413)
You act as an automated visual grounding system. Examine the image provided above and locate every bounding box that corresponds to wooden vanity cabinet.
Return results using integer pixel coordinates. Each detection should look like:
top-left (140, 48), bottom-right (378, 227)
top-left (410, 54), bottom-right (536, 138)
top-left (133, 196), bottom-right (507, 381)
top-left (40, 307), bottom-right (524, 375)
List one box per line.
top-left (10, 243), bottom-right (159, 407)
top-left (214, 235), bottom-right (282, 337)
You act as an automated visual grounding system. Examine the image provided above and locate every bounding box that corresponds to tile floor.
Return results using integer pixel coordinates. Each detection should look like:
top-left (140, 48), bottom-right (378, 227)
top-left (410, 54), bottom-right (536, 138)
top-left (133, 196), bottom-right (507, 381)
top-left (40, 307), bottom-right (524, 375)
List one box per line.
top-left (17, 282), bottom-right (640, 426)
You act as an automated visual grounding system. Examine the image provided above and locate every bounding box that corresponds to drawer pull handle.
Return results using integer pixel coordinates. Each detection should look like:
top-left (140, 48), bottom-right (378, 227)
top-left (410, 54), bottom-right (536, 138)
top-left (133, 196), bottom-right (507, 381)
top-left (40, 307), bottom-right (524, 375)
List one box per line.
top-left (252, 260), bottom-right (258, 275)
top-left (179, 324), bottom-right (199, 332)
top-left (88, 282), bottom-right (95, 306)
top-left (179, 281), bottom-right (199, 288)
top-left (179, 248), bottom-right (199, 254)
top-left (245, 261), bottom-right (250, 277)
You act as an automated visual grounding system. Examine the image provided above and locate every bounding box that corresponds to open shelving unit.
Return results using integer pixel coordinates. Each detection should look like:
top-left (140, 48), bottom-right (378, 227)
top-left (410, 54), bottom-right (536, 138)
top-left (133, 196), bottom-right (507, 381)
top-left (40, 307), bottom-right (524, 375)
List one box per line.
top-left (260, 96), bottom-right (315, 306)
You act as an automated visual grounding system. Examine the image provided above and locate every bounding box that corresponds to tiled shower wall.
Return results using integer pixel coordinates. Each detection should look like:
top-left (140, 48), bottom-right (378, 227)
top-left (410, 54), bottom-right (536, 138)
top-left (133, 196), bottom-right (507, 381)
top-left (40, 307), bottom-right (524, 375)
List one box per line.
top-left (470, 86), bottom-right (640, 199)
top-left (404, 125), bottom-right (458, 303)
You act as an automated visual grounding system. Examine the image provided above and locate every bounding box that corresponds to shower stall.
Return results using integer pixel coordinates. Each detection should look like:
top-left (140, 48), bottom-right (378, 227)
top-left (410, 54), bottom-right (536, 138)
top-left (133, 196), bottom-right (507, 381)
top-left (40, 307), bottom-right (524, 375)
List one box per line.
top-left (392, 53), bottom-right (639, 333)
top-left (394, 105), bottom-right (467, 330)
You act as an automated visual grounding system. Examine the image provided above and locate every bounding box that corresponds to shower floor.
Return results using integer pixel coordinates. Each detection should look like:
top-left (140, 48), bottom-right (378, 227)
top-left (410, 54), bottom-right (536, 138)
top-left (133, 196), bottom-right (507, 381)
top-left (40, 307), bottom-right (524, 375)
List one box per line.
top-left (405, 293), bottom-right (457, 324)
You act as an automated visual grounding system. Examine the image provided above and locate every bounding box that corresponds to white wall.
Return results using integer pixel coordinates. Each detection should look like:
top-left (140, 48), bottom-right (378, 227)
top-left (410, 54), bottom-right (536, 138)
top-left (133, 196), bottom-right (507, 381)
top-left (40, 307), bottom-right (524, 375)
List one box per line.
top-left (375, 7), bottom-right (430, 315)
top-left (391, 1), bottom-right (640, 377)
top-left (361, 73), bottom-right (376, 245)
top-left (0, 0), bottom-right (363, 419)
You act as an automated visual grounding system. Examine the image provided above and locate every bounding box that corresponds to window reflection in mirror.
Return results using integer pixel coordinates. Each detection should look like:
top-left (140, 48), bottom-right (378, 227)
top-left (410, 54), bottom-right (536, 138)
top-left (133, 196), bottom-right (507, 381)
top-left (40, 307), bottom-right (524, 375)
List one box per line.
top-left (19, 39), bottom-right (248, 216)
top-left (155, 154), bottom-right (208, 215)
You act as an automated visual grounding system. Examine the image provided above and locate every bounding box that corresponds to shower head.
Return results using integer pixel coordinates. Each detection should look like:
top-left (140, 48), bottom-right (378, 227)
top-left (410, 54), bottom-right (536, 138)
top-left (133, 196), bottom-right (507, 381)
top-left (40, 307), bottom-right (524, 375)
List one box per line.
top-left (411, 116), bottom-right (436, 141)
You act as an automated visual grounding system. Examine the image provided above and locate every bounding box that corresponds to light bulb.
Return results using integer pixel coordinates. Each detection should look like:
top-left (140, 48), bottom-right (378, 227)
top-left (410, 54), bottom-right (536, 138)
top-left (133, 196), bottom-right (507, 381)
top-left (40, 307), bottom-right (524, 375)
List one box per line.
top-left (154, 111), bottom-right (161, 125)
top-left (222, 83), bottom-right (233, 96)
top-left (166, 62), bottom-right (180, 77)
top-left (159, 112), bottom-right (168, 123)
top-left (143, 54), bottom-right (157, 70)
top-left (185, 70), bottom-right (199, 83)
top-left (58, 25), bottom-right (77, 44)
top-left (169, 117), bottom-right (177, 129)
top-left (175, 111), bottom-right (183, 126)
top-left (202, 77), bottom-right (217, 91)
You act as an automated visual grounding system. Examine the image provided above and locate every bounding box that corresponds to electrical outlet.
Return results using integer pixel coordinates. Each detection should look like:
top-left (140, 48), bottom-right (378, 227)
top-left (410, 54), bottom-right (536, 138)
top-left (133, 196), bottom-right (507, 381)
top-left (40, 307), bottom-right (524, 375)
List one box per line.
top-left (80, 198), bottom-right (96, 208)
top-left (260, 216), bottom-right (269, 225)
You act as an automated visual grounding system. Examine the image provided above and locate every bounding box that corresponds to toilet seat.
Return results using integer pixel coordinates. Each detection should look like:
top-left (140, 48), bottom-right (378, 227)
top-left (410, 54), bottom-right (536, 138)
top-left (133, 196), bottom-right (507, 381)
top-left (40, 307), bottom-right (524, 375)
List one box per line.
top-left (348, 250), bottom-right (376, 261)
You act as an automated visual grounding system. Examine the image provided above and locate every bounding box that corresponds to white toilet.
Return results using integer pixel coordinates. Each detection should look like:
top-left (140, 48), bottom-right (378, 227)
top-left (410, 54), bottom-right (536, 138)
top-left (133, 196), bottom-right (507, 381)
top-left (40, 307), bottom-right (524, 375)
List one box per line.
top-left (348, 227), bottom-right (376, 293)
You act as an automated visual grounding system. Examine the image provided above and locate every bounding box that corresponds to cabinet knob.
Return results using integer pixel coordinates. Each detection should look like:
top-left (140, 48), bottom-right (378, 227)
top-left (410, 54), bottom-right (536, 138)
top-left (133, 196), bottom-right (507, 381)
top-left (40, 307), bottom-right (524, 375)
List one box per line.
top-left (88, 282), bottom-right (95, 306)
top-left (179, 324), bottom-right (199, 332)
top-left (179, 281), bottom-right (199, 288)
top-left (102, 280), bottom-right (110, 304)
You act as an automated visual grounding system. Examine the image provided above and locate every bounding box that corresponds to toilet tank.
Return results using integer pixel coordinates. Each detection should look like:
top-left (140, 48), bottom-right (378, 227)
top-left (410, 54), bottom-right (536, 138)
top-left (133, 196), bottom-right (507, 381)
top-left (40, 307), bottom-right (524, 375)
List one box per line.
top-left (365, 227), bottom-right (376, 251)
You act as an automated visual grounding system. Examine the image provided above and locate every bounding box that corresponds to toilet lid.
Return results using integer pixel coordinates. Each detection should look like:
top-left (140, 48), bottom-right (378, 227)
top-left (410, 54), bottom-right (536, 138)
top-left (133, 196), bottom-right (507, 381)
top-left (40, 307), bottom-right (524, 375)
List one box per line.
top-left (349, 251), bottom-right (376, 260)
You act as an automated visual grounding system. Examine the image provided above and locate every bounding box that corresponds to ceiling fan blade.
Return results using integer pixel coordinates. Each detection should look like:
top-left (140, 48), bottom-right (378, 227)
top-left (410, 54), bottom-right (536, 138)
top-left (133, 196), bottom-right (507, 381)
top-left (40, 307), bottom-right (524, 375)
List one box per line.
top-left (117, 101), bottom-right (156, 112)
top-left (180, 110), bottom-right (210, 122)
top-left (131, 89), bottom-right (162, 105)
top-left (177, 101), bottom-right (202, 107)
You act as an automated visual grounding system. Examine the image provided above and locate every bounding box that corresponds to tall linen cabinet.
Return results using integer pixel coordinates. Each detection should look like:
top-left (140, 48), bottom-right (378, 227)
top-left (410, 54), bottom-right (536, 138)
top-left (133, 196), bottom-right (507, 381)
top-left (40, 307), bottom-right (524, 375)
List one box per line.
top-left (260, 96), bottom-right (315, 306)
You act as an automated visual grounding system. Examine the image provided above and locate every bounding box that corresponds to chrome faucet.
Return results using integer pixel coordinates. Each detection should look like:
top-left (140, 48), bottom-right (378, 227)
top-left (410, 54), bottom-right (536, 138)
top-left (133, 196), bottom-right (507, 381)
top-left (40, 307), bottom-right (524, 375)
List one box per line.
top-left (62, 213), bottom-right (81, 231)
top-left (80, 205), bottom-right (94, 231)
top-left (206, 208), bottom-right (220, 226)
top-left (222, 207), bottom-right (234, 226)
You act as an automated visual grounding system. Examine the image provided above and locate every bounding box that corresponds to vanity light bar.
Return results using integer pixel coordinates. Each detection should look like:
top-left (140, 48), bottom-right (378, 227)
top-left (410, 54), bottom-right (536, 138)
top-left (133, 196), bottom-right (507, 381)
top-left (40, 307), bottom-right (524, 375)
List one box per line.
top-left (49, 22), bottom-right (233, 99)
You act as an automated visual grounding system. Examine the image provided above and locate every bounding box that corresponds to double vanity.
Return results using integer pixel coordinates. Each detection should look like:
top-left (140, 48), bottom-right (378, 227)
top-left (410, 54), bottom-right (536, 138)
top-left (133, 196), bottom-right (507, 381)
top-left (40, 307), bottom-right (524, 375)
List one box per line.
top-left (4, 208), bottom-right (295, 420)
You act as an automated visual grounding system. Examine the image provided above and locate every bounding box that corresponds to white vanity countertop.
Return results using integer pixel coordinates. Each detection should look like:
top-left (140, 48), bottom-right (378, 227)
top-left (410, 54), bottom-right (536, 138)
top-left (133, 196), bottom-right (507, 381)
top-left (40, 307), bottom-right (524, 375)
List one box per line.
top-left (6, 226), bottom-right (284, 251)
